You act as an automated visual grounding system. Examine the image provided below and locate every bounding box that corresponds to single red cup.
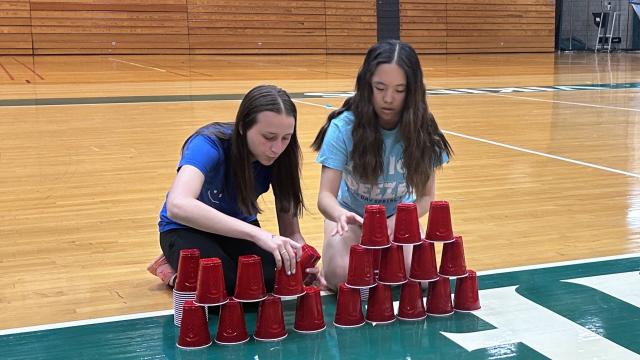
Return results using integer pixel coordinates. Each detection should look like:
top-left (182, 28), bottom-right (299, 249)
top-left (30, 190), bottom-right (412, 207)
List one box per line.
top-left (377, 243), bottom-right (408, 285)
top-left (345, 244), bottom-right (375, 288)
top-left (195, 257), bottom-right (228, 306)
top-left (365, 283), bottom-right (395, 324)
top-left (177, 300), bottom-right (212, 349)
top-left (361, 205), bottom-right (390, 248)
top-left (233, 255), bottom-right (267, 302)
top-left (174, 249), bottom-right (200, 292)
top-left (273, 261), bottom-right (305, 298)
top-left (215, 299), bottom-right (250, 345)
top-left (409, 240), bottom-right (439, 282)
top-left (300, 243), bottom-right (321, 285)
top-left (392, 202), bottom-right (422, 245)
top-left (426, 276), bottom-right (454, 316)
top-left (254, 294), bottom-right (288, 341)
top-left (439, 235), bottom-right (468, 278)
top-left (334, 283), bottom-right (365, 328)
top-left (397, 280), bottom-right (427, 321)
top-left (425, 201), bottom-right (455, 243)
top-left (454, 269), bottom-right (481, 312)
top-left (294, 286), bottom-right (326, 333)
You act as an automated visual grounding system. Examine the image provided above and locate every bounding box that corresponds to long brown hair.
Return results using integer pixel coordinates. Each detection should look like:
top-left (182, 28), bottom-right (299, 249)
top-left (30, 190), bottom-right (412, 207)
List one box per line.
top-left (185, 85), bottom-right (304, 216)
top-left (312, 40), bottom-right (452, 197)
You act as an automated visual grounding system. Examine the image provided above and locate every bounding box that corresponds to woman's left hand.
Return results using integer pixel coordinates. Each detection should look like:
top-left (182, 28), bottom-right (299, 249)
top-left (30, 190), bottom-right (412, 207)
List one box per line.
top-left (387, 214), bottom-right (396, 242)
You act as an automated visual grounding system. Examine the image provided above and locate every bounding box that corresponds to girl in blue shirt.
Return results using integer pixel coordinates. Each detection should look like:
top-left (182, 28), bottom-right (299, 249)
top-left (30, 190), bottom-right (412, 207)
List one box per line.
top-left (312, 41), bottom-right (453, 291)
top-left (150, 85), bottom-right (313, 293)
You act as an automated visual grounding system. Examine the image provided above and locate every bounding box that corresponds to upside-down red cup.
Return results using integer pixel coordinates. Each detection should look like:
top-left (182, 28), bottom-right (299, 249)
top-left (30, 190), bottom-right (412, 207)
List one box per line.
top-left (334, 283), bottom-right (365, 327)
top-left (361, 205), bottom-right (390, 248)
top-left (195, 257), bottom-right (228, 306)
top-left (294, 286), bottom-right (326, 333)
top-left (409, 240), bottom-right (439, 282)
top-left (273, 261), bottom-right (305, 298)
top-left (215, 299), bottom-right (250, 345)
top-left (371, 248), bottom-right (382, 276)
top-left (454, 269), bottom-right (481, 312)
top-left (345, 244), bottom-right (376, 288)
top-left (426, 276), bottom-right (454, 316)
top-left (233, 255), bottom-right (267, 302)
top-left (300, 243), bottom-right (321, 285)
top-left (254, 294), bottom-right (288, 341)
top-left (392, 203), bottom-right (422, 245)
top-left (397, 280), bottom-right (427, 321)
top-left (425, 201), bottom-right (455, 243)
top-left (177, 300), bottom-right (212, 349)
top-left (439, 235), bottom-right (468, 278)
top-left (175, 249), bottom-right (200, 292)
top-left (377, 243), bottom-right (408, 285)
top-left (365, 283), bottom-right (395, 324)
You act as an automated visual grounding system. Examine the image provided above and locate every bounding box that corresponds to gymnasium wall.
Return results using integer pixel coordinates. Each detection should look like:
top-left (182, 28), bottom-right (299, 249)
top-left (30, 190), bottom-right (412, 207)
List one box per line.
top-left (0, 0), bottom-right (555, 55)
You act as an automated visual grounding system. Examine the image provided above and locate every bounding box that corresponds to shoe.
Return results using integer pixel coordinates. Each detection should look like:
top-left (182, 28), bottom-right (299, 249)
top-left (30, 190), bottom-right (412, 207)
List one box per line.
top-left (147, 254), bottom-right (168, 276)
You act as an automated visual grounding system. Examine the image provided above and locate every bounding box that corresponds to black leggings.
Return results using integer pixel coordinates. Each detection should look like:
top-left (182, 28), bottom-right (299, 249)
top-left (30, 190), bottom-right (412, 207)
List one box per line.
top-left (159, 221), bottom-right (276, 295)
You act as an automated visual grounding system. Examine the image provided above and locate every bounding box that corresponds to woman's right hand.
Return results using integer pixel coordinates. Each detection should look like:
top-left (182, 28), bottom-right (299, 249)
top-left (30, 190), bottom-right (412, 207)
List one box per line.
top-left (332, 211), bottom-right (363, 236)
top-left (255, 231), bottom-right (302, 275)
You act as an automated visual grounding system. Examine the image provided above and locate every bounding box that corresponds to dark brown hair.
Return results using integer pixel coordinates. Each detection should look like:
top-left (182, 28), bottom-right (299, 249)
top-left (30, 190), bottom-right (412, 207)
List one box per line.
top-left (312, 40), bottom-right (452, 197)
top-left (185, 85), bottom-right (304, 216)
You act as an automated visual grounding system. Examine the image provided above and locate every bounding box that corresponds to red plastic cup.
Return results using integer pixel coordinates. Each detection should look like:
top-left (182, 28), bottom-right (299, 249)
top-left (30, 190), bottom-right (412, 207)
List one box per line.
top-left (371, 248), bottom-right (382, 276)
top-left (273, 261), bottom-right (305, 298)
top-left (397, 280), bottom-right (427, 321)
top-left (294, 286), bottom-right (326, 333)
top-left (377, 243), bottom-right (408, 285)
top-left (177, 300), bottom-right (212, 349)
top-left (454, 269), bottom-right (481, 312)
top-left (426, 276), bottom-right (454, 316)
top-left (425, 201), bottom-right (455, 243)
top-left (233, 255), bottom-right (267, 302)
top-left (334, 283), bottom-right (365, 328)
top-left (195, 257), bottom-right (228, 306)
top-left (361, 205), bottom-right (390, 248)
top-left (365, 283), bottom-right (395, 324)
top-left (439, 235), bottom-right (468, 278)
top-left (215, 299), bottom-right (250, 344)
top-left (254, 294), bottom-right (288, 341)
top-left (345, 244), bottom-right (375, 288)
top-left (409, 240), bottom-right (439, 282)
top-left (392, 203), bottom-right (422, 245)
top-left (174, 249), bottom-right (200, 292)
top-left (300, 243), bottom-right (321, 285)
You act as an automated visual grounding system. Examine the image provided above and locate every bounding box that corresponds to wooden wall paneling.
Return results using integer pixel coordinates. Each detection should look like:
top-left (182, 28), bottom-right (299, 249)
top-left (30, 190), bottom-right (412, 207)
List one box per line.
top-left (30, 0), bottom-right (189, 54)
top-left (446, 0), bottom-right (556, 53)
top-left (188, 0), bottom-right (327, 54)
top-left (400, 0), bottom-right (447, 54)
top-left (325, 0), bottom-right (377, 54)
top-left (0, 0), bottom-right (33, 55)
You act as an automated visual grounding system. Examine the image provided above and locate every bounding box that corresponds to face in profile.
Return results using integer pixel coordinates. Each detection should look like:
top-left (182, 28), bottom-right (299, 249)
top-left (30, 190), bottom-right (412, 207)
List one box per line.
top-left (246, 111), bottom-right (295, 165)
top-left (370, 63), bottom-right (407, 129)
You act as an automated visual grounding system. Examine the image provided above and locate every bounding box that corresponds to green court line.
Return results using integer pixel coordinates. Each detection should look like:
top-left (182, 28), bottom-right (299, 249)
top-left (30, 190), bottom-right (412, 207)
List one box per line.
top-left (1, 256), bottom-right (638, 359)
top-left (1, 82), bottom-right (639, 107)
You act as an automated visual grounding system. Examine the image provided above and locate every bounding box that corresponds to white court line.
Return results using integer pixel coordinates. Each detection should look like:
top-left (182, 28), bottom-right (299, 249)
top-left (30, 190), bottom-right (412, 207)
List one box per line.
top-left (0, 253), bottom-right (637, 336)
top-left (108, 58), bottom-right (167, 72)
top-left (443, 130), bottom-right (640, 178)
top-left (293, 99), bottom-right (640, 179)
top-left (491, 93), bottom-right (640, 113)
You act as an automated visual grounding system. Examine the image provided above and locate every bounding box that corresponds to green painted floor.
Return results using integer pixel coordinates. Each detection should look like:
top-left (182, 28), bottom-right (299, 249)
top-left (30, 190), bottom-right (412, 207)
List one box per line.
top-left (2, 255), bottom-right (639, 359)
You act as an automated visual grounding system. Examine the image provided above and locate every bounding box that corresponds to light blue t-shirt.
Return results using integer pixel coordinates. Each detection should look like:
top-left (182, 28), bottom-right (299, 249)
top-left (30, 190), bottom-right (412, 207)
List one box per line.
top-left (316, 111), bottom-right (447, 218)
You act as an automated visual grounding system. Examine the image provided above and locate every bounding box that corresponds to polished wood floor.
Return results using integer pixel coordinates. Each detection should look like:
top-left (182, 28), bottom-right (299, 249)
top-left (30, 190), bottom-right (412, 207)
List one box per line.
top-left (1, 52), bottom-right (639, 329)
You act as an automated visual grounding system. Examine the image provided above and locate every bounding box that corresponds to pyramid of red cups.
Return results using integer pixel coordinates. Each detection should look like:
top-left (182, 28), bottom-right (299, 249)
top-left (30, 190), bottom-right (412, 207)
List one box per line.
top-left (173, 200), bottom-right (481, 350)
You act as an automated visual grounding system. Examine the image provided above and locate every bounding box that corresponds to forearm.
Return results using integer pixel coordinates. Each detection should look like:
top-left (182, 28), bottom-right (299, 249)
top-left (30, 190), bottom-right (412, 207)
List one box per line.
top-left (317, 191), bottom-right (348, 223)
top-left (276, 211), bottom-right (302, 238)
top-left (167, 197), bottom-right (267, 242)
